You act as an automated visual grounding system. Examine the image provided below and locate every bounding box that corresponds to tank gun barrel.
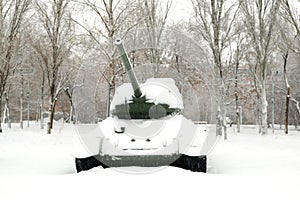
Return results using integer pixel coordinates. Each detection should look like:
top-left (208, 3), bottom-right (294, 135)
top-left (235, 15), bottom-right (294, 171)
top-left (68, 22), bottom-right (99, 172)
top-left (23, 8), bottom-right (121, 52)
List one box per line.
top-left (115, 38), bottom-right (142, 98)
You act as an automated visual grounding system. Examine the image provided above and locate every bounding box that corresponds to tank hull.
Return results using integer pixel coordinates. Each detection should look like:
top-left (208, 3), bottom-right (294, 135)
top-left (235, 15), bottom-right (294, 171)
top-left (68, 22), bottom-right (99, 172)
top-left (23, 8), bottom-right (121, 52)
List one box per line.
top-left (73, 115), bottom-right (208, 173)
top-left (75, 154), bottom-right (206, 173)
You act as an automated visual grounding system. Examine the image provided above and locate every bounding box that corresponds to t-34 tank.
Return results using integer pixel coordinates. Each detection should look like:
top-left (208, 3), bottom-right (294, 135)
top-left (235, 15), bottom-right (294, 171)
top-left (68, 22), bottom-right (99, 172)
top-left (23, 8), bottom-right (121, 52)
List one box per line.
top-left (74, 39), bottom-right (208, 173)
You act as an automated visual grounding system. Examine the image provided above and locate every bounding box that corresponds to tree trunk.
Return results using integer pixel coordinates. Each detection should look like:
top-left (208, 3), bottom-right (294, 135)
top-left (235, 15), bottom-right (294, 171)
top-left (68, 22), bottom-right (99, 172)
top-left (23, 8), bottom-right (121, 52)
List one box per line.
top-left (65, 88), bottom-right (74, 124)
top-left (235, 64), bottom-right (240, 132)
top-left (40, 73), bottom-right (45, 129)
top-left (47, 100), bottom-right (57, 134)
top-left (106, 85), bottom-right (110, 118)
top-left (27, 80), bottom-right (30, 128)
top-left (5, 92), bottom-right (11, 128)
top-left (283, 52), bottom-right (289, 134)
top-left (293, 113), bottom-right (298, 131)
top-left (40, 102), bottom-right (44, 129)
top-left (70, 105), bottom-right (74, 124)
top-left (236, 96), bottom-right (240, 133)
top-left (261, 84), bottom-right (268, 135)
top-left (20, 73), bottom-right (24, 129)
top-left (221, 83), bottom-right (227, 140)
top-left (285, 87), bottom-right (290, 134)
top-left (223, 111), bottom-right (228, 139)
top-left (106, 84), bottom-right (113, 118)
top-left (215, 77), bottom-right (227, 138)
top-left (47, 106), bottom-right (53, 134)
top-left (271, 79), bottom-right (275, 134)
top-left (216, 105), bottom-right (222, 136)
top-left (256, 87), bottom-right (262, 134)
top-left (0, 97), bottom-right (2, 133)
top-left (215, 80), bottom-right (223, 136)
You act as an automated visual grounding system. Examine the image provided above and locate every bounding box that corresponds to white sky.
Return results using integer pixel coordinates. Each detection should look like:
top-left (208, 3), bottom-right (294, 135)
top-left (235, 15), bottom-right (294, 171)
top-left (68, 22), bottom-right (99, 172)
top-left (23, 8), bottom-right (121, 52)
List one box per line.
top-left (168, 0), bottom-right (193, 23)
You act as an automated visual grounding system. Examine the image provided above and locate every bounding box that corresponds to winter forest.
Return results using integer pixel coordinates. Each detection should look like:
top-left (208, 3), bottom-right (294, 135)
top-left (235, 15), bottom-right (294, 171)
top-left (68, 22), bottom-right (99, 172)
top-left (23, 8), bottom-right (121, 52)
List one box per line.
top-left (1, 0), bottom-right (300, 199)
top-left (0, 0), bottom-right (299, 136)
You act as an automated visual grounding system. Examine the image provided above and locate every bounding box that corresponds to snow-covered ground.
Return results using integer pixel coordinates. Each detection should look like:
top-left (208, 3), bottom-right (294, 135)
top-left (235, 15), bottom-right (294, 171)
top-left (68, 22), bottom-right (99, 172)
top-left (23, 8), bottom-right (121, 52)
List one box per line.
top-left (1, 123), bottom-right (300, 200)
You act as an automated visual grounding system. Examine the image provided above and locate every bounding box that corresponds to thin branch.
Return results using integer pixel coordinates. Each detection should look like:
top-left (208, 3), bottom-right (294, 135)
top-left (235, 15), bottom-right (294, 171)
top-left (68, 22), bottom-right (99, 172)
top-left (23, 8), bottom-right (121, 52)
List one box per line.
top-left (291, 97), bottom-right (300, 115)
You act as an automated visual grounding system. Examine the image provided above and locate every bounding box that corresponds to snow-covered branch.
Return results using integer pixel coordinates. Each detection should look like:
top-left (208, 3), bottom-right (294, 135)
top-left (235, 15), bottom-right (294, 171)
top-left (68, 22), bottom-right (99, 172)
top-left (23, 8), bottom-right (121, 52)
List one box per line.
top-left (225, 98), bottom-right (236, 106)
top-left (291, 97), bottom-right (300, 115)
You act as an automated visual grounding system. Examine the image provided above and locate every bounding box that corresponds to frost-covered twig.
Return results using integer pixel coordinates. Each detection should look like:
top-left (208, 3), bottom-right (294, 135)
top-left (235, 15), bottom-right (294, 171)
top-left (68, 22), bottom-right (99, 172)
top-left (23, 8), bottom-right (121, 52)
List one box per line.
top-left (225, 99), bottom-right (236, 106)
top-left (291, 97), bottom-right (300, 115)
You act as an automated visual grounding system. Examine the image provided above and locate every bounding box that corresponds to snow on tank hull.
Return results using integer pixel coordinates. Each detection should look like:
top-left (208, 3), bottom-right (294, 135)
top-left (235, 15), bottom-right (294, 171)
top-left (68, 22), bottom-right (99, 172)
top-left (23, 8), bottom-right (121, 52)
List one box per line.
top-left (73, 115), bottom-right (208, 172)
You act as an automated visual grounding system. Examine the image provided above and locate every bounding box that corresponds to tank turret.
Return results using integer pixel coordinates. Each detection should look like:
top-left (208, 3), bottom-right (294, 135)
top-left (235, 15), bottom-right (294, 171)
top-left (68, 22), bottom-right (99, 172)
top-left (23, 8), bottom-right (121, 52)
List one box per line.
top-left (113, 39), bottom-right (182, 119)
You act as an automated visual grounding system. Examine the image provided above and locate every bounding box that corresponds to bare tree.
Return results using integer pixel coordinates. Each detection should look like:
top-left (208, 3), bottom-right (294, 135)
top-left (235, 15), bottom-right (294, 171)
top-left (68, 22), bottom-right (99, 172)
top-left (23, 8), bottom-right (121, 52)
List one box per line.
top-left (137, 0), bottom-right (173, 77)
top-left (191, 0), bottom-right (239, 138)
top-left (28, 36), bottom-right (48, 129)
top-left (278, 0), bottom-right (300, 133)
top-left (227, 22), bottom-right (248, 133)
top-left (0, 0), bottom-right (31, 132)
top-left (240, 0), bottom-right (280, 135)
top-left (72, 0), bottom-right (139, 118)
top-left (34, 0), bottom-right (74, 133)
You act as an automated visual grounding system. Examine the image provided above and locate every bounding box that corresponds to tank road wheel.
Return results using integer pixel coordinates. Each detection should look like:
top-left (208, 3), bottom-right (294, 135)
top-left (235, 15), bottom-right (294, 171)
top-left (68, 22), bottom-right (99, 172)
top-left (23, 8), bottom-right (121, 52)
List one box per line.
top-left (75, 155), bottom-right (108, 173)
top-left (170, 155), bottom-right (207, 173)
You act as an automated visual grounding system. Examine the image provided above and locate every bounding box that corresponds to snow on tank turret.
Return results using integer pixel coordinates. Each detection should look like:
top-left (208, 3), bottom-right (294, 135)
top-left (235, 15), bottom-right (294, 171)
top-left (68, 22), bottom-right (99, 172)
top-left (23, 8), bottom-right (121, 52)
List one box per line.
top-left (74, 39), bottom-right (208, 173)
top-left (111, 38), bottom-right (183, 120)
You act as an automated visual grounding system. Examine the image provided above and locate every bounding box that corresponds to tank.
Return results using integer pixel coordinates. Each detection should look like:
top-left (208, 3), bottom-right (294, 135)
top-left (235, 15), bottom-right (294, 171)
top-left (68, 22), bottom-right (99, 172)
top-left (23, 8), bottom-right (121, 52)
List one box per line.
top-left (74, 39), bottom-right (208, 173)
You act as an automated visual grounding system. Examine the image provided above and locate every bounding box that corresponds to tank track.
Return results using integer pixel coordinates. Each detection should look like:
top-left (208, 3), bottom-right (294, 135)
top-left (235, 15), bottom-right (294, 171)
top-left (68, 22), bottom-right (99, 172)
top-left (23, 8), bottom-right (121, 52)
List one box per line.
top-left (75, 154), bottom-right (206, 173)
